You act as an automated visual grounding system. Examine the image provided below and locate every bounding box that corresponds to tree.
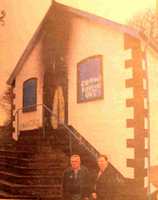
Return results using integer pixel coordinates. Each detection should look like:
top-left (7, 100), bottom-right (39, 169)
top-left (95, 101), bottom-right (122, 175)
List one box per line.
top-left (0, 10), bottom-right (6, 26)
top-left (128, 9), bottom-right (158, 45)
top-left (0, 9), bottom-right (8, 126)
top-left (0, 86), bottom-right (12, 125)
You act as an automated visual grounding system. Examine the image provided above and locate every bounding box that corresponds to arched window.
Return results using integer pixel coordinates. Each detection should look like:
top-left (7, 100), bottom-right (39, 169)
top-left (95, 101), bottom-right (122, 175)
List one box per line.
top-left (77, 55), bottom-right (103, 103)
top-left (23, 78), bottom-right (37, 112)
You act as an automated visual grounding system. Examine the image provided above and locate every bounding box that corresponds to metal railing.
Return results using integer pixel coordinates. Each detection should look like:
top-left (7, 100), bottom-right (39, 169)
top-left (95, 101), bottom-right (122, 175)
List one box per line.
top-left (13, 103), bottom-right (100, 159)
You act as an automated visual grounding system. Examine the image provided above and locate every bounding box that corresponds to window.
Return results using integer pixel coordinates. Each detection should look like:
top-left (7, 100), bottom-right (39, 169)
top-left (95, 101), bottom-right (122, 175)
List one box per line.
top-left (77, 55), bottom-right (104, 103)
top-left (23, 78), bottom-right (37, 112)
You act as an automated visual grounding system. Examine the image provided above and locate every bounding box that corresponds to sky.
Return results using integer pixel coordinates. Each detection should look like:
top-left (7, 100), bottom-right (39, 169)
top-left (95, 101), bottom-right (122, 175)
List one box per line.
top-left (58, 0), bottom-right (155, 22)
top-left (0, 0), bottom-right (155, 124)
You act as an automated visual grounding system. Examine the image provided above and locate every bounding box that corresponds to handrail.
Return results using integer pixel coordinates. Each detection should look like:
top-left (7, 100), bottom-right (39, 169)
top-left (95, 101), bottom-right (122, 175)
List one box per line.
top-left (13, 103), bottom-right (100, 159)
top-left (43, 104), bottom-right (100, 159)
top-left (13, 104), bottom-right (126, 180)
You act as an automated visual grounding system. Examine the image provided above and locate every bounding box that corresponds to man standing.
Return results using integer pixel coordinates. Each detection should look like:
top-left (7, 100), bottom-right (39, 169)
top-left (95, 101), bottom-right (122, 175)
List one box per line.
top-left (92, 155), bottom-right (124, 200)
top-left (63, 154), bottom-right (90, 200)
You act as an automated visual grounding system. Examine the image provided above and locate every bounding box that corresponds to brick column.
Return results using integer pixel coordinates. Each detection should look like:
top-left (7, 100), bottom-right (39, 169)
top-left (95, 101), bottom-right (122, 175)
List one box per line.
top-left (124, 33), bottom-right (149, 199)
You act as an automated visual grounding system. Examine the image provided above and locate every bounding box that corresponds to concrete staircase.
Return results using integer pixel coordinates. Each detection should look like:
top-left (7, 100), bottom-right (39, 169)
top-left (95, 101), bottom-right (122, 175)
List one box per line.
top-left (0, 126), bottom-right (142, 200)
top-left (0, 130), bottom-right (69, 200)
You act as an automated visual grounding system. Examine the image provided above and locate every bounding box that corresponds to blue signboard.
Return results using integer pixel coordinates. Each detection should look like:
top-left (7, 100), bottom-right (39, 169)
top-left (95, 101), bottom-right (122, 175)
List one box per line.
top-left (77, 55), bottom-right (103, 103)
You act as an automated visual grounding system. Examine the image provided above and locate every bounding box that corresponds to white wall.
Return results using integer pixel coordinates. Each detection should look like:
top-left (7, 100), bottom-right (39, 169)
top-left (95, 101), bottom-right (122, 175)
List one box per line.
top-left (14, 37), bottom-right (44, 131)
top-left (147, 47), bottom-right (158, 167)
top-left (66, 16), bottom-right (134, 178)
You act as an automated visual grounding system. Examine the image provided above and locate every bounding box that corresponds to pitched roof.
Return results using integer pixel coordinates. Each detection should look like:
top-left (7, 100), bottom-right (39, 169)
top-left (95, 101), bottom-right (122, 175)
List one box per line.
top-left (7, 1), bottom-right (157, 85)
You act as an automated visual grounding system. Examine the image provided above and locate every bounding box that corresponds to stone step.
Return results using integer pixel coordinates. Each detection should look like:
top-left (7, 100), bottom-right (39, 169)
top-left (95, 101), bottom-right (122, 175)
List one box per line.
top-left (17, 134), bottom-right (56, 145)
top-left (16, 140), bottom-right (68, 150)
top-left (16, 140), bottom-right (51, 148)
top-left (0, 160), bottom-right (64, 171)
top-left (19, 129), bottom-right (67, 140)
top-left (0, 129), bottom-right (89, 199)
top-left (0, 171), bottom-right (62, 185)
top-left (0, 155), bottom-right (68, 168)
top-left (0, 189), bottom-right (62, 200)
top-left (0, 163), bottom-right (64, 176)
top-left (0, 150), bottom-right (67, 159)
top-left (0, 142), bottom-right (16, 150)
top-left (0, 168), bottom-right (64, 177)
top-left (0, 189), bottom-right (37, 199)
top-left (15, 144), bottom-right (54, 152)
top-left (0, 149), bottom-right (35, 159)
top-left (0, 180), bottom-right (62, 196)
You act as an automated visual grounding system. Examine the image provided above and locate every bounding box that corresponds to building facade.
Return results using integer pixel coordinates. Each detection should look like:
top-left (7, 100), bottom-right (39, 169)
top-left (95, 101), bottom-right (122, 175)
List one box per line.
top-left (7, 1), bottom-right (158, 199)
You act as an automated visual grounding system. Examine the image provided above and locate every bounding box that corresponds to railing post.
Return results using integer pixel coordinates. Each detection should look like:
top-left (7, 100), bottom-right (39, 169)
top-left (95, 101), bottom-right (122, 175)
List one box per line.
top-left (17, 109), bottom-right (19, 139)
top-left (69, 134), bottom-right (72, 156)
top-left (42, 105), bottom-right (46, 139)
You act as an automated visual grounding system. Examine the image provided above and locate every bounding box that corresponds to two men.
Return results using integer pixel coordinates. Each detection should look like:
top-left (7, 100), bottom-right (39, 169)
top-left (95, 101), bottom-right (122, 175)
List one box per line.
top-left (63, 154), bottom-right (123, 200)
top-left (92, 155), bottom-right (119, 200)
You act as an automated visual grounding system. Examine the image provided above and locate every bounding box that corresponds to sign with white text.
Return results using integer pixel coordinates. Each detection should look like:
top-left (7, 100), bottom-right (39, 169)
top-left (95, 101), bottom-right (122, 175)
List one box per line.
top-left (77, 55), bottom-right (103, 103)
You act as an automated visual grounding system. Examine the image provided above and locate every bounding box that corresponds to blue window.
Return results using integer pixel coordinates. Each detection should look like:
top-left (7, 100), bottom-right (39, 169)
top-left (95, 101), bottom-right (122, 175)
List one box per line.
top-left (23, 78), bottom-right (37, 112)
top-left (77, 55), bottom-right (104, 103)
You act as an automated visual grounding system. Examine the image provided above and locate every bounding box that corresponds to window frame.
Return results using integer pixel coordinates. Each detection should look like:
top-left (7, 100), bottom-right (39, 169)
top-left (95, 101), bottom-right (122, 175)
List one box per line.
top-left (23, 78), bottom-right (37, 112)
top-left (77, 55), bottom-right (104, 103)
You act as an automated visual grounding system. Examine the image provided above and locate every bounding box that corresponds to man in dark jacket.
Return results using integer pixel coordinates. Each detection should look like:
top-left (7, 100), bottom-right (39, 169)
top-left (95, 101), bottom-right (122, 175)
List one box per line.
top-left (92, 155), bottom-right (125, 200)
top-left (63, 154), bottom-right (90, 200)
